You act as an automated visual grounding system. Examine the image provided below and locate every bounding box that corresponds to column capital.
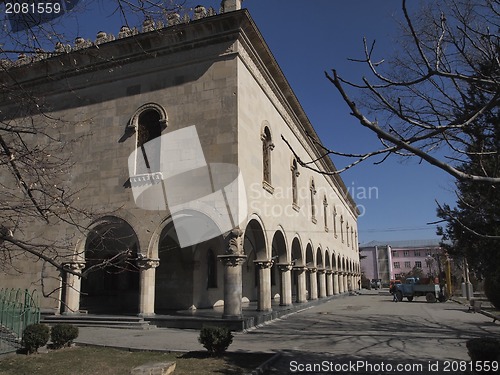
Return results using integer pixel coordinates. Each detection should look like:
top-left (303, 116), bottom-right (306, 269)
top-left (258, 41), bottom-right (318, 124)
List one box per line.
top-left (276, 263), bottom-right (293, 272)
top-left (292, 265), bottom-right (307, 273)
top-left (218, 254), bottom-right (247, 267)
top-left (326, 270), bottom-right (333, 275)
top-left (223, 227), bottom-right (244, 255)
top-left (308, 267), bottom-right (318, 273)
top-left (136, 257), bottom-right (160, 270)
top-left (254, 259), bottom-right (274, 269)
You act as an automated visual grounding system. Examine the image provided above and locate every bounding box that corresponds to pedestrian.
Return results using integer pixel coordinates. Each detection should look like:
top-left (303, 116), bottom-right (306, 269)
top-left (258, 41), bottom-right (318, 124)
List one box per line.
top-left (390, 282), bottom-right (398, 302)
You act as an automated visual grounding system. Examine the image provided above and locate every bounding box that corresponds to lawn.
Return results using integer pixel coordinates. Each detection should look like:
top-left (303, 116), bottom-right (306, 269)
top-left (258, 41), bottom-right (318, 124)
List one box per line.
top-left (0, 346), bottom-right (273, 375)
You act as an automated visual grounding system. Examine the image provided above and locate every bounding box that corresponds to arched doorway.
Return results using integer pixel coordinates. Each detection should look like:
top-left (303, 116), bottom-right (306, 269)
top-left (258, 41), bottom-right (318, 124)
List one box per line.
top-left (155, 220), bottom-right (195, 311)
top-left (242, 219), bottom-right (267, 304)
top-left (80, 217), bottom-right (140, 314)
top-left (271, 230), bottom-right (288, 304)
top-left (291, 237), bottom-right (305, 303)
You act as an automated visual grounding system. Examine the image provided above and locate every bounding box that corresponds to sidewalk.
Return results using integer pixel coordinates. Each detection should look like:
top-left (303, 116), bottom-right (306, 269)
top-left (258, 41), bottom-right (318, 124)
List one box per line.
top-left (452, 295), bottom-right (500, 321)
top-left (73, 292), bottom-right (500, 375)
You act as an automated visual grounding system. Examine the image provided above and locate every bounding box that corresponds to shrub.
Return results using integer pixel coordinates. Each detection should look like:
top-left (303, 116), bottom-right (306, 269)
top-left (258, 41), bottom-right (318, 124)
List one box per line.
top-left (484, 274), bottom-right (500, 309)
top-left (22, 323), bottom-right (50, 354)
top-left (466, 337), bottom-right (500, 362)
top-left (50, 324), bottom-right (79, 349)
top-left (198, 326), bottom-right (233, 356)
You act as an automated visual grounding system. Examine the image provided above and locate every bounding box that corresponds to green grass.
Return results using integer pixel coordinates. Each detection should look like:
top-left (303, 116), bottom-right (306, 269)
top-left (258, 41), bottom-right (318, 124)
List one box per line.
top-left (0, 346), bottom-right (272, 375)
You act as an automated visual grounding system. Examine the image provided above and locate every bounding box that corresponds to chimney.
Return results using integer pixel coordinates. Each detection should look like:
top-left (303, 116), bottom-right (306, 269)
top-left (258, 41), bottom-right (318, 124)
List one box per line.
top-left (221, 0), bottom-right (242, 12)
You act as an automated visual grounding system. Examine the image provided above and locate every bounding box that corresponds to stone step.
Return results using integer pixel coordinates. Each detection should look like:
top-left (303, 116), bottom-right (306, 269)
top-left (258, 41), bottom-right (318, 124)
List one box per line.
top-left (41, 315), bottom-right (156, 330)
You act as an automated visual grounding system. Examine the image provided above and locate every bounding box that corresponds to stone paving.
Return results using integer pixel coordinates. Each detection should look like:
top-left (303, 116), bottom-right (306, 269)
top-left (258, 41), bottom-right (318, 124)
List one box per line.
top-left (73, 290), bottom-right (500, 374)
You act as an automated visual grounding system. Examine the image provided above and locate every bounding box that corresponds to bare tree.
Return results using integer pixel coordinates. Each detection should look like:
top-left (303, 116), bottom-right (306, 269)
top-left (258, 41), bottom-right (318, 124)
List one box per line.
top-left (286, 0), bottom-right (499, 183)
top-left (0, 1), bottom-right (188, 303)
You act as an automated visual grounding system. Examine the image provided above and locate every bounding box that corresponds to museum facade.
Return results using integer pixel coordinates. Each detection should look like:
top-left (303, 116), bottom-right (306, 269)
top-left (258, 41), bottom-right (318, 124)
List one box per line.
top-left (0, 0), bottom-right (360, 319)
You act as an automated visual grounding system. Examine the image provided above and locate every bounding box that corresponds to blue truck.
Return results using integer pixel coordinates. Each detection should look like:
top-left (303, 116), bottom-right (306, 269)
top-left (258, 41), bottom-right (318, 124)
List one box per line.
top-left (395, 277), bottom-right (445, 302)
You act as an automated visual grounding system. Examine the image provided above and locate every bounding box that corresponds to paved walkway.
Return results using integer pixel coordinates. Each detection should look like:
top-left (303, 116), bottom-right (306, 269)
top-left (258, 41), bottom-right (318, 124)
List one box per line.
top-left (74, 291), bottom-right (500, 374)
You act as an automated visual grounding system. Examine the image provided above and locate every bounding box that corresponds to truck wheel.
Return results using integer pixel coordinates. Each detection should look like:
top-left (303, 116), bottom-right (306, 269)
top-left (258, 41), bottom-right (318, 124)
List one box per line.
top-left (396, 291), bottom-right (403, 302)
top-left (407, 296), bottom-right (414, 302)
top-left (426, 293), bottom-right (437, 303)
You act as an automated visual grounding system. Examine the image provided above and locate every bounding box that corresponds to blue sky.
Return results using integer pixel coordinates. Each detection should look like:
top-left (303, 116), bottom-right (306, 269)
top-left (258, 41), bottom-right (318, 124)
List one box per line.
top-left (242, 0), bottom-right (455, 243)
top-left (3, 0), bottom-right (456, 243)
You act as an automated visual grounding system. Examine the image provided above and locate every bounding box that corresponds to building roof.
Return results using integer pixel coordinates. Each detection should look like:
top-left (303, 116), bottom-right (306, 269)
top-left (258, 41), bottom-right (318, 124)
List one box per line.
top-left (360, 239), bottom-right (444, 249)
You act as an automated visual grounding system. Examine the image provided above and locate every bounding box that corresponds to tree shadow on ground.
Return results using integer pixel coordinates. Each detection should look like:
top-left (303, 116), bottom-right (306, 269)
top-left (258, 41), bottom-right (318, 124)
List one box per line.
top-left (177, 351), bottom-right (273, 374)
top-left (267, 350), bottom-right (475, 375)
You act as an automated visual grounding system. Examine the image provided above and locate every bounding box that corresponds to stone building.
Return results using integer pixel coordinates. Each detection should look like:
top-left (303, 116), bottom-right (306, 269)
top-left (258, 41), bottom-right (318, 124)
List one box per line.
top-left (0, 0), bottom-right (360, 320)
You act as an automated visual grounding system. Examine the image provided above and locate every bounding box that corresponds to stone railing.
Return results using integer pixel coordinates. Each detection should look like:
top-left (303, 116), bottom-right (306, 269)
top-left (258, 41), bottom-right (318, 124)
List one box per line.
top-left (0, 5), bottom-right (224, 70)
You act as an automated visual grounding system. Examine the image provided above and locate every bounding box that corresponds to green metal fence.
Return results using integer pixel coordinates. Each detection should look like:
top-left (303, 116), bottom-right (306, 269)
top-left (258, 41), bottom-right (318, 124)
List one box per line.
top-left (0, 288), bottom-right (40, 353)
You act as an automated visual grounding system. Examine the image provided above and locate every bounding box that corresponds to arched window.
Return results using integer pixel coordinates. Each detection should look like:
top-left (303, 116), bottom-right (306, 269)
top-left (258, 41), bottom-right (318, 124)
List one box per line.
top-left (340, 215), bottom-right (344, 243)
top-left (261, 126), bottom-right (274, 186)
top-left (310, 179), bottom-right (316, 223)
top-left (346, 222), bottom-right (350, 247)
top-left (136, 109), bottom-right (162, 175)
top-left (291, 159), bottom-right (299, 207)
top-left (207, 249), bottom-right (217, 288)
top-left (333, 207), bottom-right (337, 238)
top-left (323, 196), bottom-right (328, 231)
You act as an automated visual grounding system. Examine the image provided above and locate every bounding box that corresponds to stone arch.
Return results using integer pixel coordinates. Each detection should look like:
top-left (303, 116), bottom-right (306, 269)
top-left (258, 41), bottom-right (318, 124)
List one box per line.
top-left (129, 102), bottom-right (168, 132)
top-left (80, 216), bottom-right (140, 314)
top-left (271, 229), bottom-right (287, 301)
top-left (316, 246), bottom-right (326, 298)
top-left (243, 217), bottom-right (268, 260)
top-left (153, 213), bottom-right (225, 311)
top-left (271, 229), bottom-right (288, 264)
top-left (291, 236), bottom-right (303, 266)
top-left (129, 103), bottom-right (168, 178)
top-left (242, 218), bottom-right (267, 302)
top-left (316, 246), bottom-right (324, 269)
top-left (325, 249), bottom-right (331, 270)
top-left (305, 243), bottom-right (314, 268)
top-left (291, 236), bottom-right (305, 302)
top-left (305, 243), bottom-right (314, 300)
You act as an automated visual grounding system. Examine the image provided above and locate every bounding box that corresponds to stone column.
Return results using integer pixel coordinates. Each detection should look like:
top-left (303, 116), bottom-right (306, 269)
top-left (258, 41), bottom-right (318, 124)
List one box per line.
top-left (293, 266), bottom-right (307, 303)
top-left (277, 263), bottom-right (293, 306)
top-left (317, 269), bottom-right (327, 298)
top-left (137, 257), bottom-right (160, 317)
top-left (219, 255), bottom-right (247, 318)
top-left (343, 273), bottom-right (348, 293)
top-left (255, 259), bottom-right (273, 312)
top-left (326, 270), bottom-right (333, 296)
top-left (338, 272), bottom-right (345, 294)
top-left (333, 271), bottom-right (340, 295)
top-left (308, 267), bottom-right (318, 300)
top-left (62, 262), bottom-right (85, 314)
top-left (347, 273), bottom-right (353, 291)
top-left (218, 227), bottom-right (247, 319)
